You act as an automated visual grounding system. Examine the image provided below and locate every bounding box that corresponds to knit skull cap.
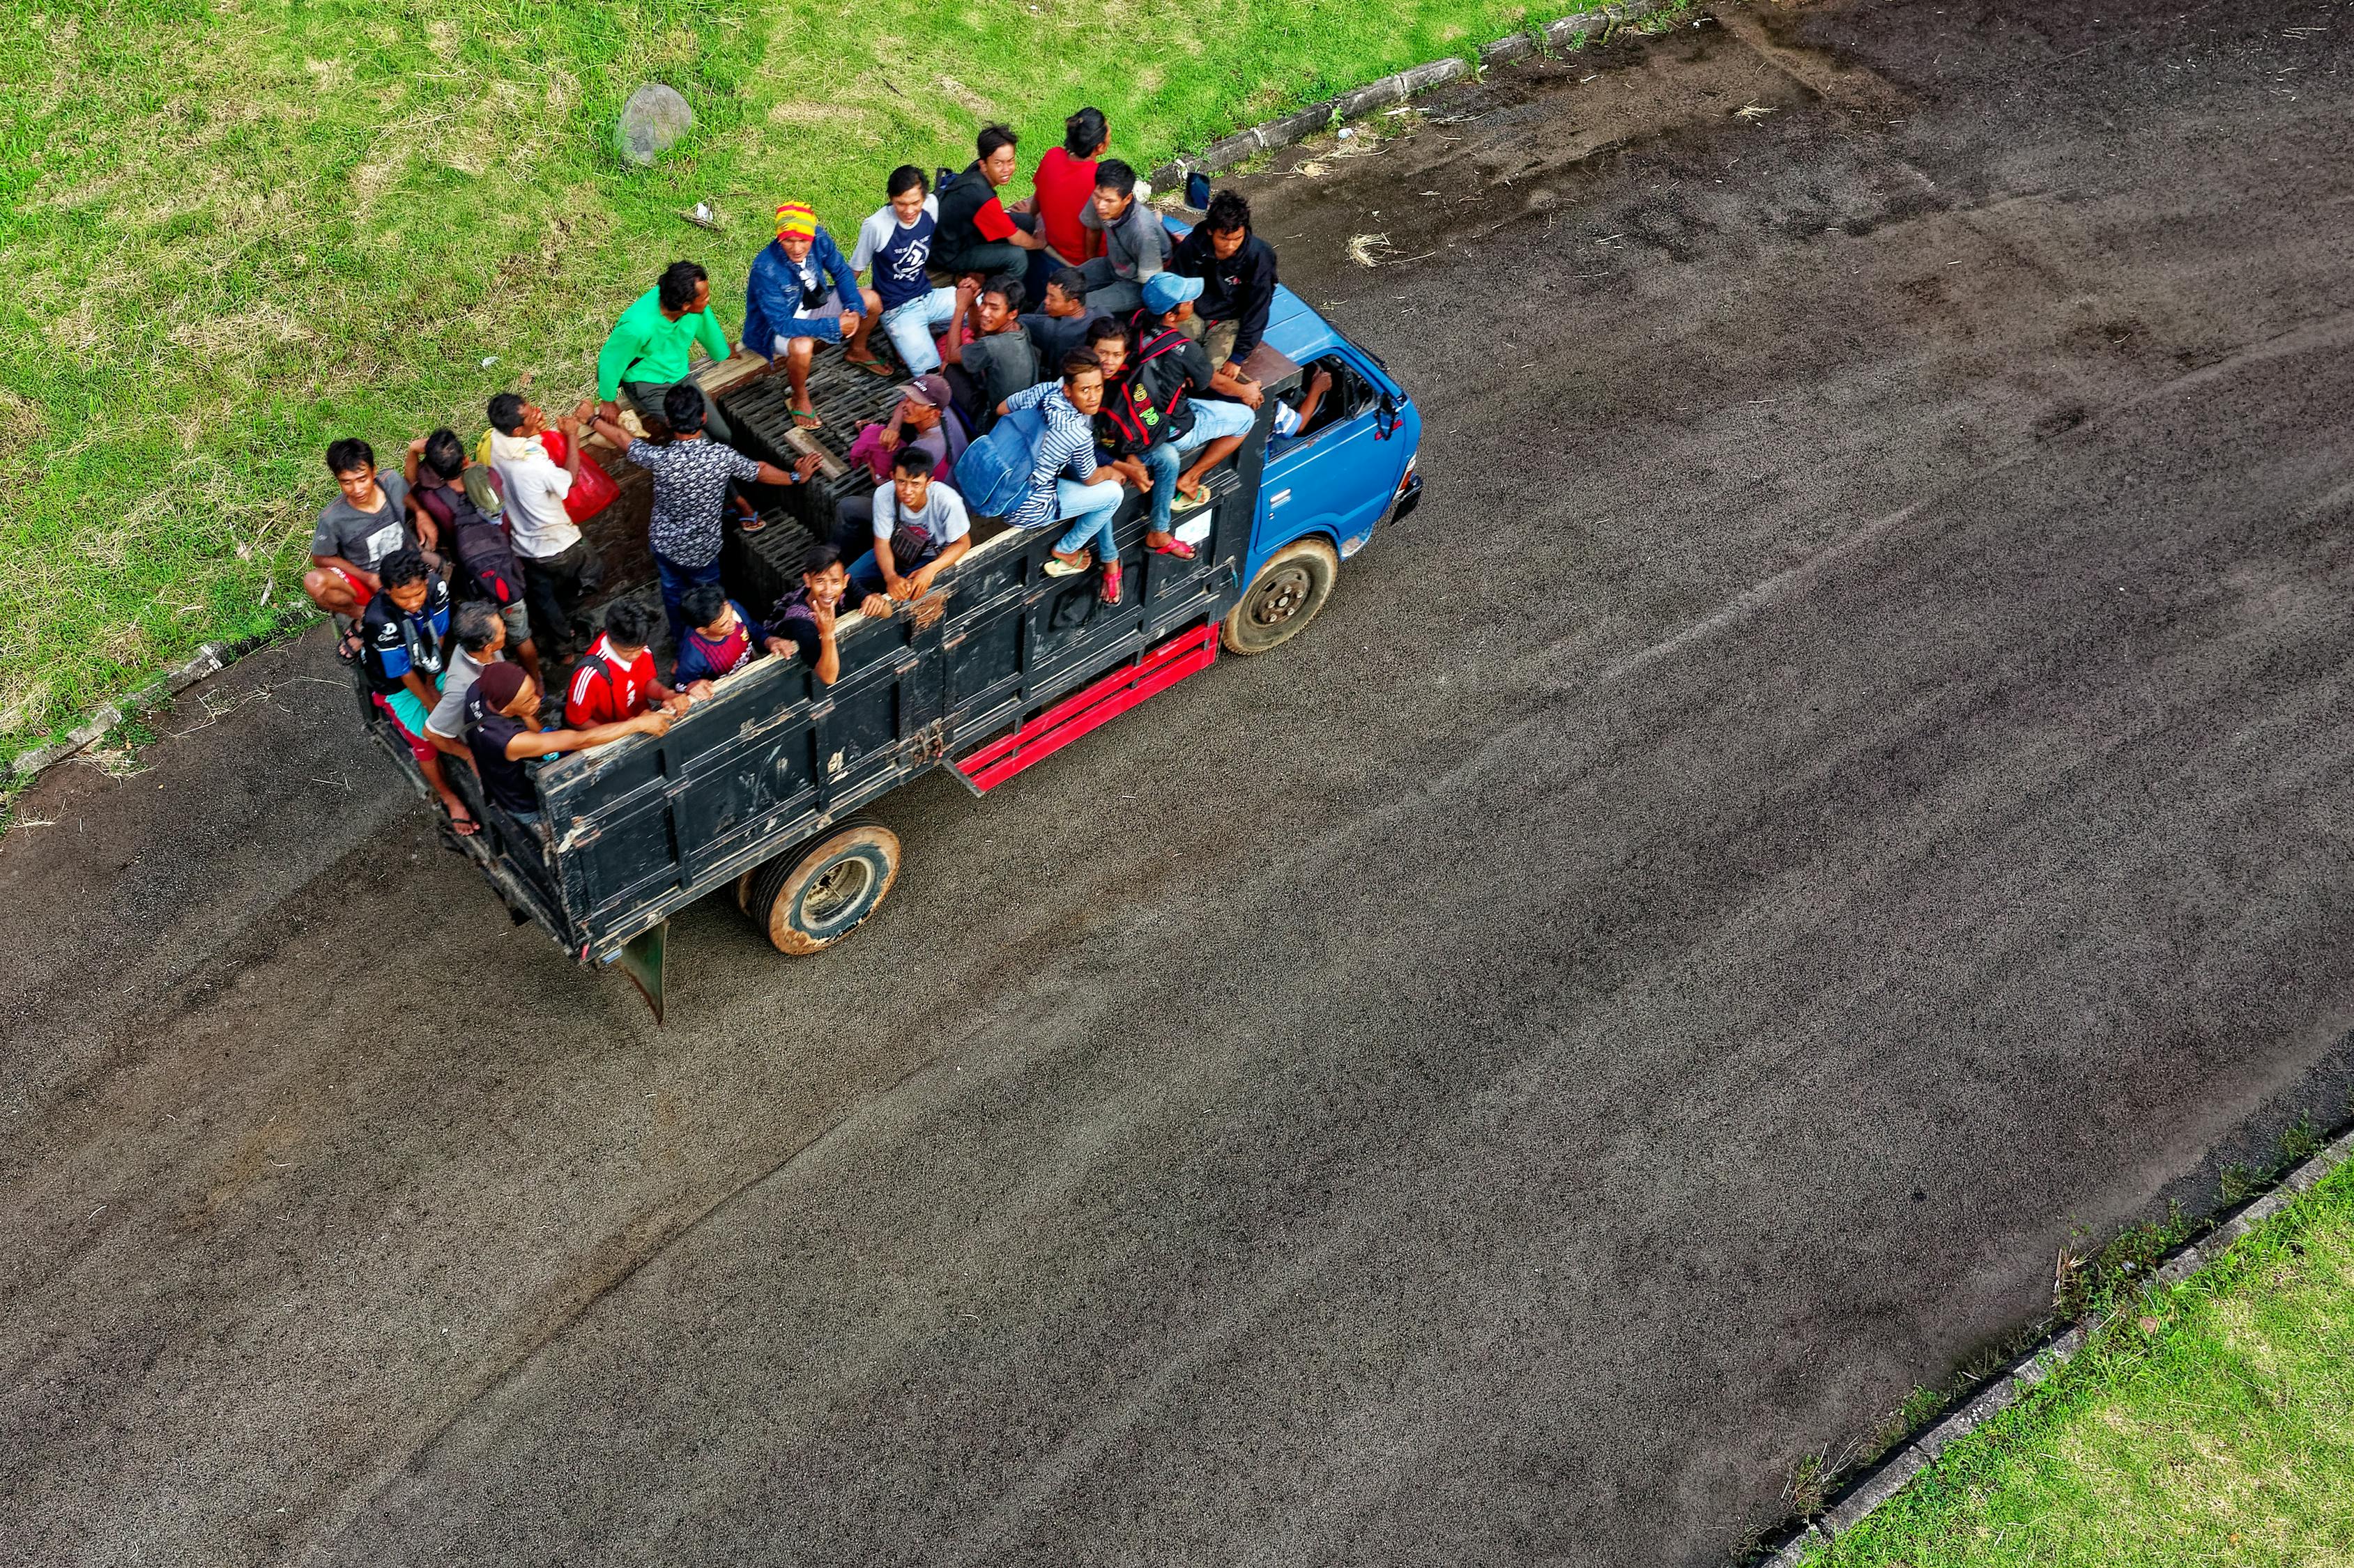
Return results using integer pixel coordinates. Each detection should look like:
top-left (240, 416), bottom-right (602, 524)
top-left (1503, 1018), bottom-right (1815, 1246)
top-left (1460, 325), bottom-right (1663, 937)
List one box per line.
top-left (476, 660), bottom-right (530, 713)
top-left (774, 202), bottom-right (818, 239)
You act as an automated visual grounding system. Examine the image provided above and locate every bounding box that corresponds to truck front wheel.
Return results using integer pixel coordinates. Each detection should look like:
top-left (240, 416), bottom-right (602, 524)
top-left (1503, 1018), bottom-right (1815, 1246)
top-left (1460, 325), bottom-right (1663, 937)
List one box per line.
top-left (743, 820), bottom-right (902, 955)
top-left (1223, 537), bottom-right (1338, 656)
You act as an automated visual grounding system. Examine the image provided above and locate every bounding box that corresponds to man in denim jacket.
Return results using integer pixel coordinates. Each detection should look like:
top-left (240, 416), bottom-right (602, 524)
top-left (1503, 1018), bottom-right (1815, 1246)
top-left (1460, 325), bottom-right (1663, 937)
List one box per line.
top-left (744, 202), bottom-right (866, 431)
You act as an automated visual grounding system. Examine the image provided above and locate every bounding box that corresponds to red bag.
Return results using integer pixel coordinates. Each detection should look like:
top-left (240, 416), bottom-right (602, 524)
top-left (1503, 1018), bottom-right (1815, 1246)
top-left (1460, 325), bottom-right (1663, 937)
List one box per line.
top-left (541, 429), bottom-right (621, 523)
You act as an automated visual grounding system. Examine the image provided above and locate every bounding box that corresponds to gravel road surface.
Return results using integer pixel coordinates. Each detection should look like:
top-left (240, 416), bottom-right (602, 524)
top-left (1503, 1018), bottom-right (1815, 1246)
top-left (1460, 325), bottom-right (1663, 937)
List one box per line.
top-left (7, 1), bottom-right (2354, 1562)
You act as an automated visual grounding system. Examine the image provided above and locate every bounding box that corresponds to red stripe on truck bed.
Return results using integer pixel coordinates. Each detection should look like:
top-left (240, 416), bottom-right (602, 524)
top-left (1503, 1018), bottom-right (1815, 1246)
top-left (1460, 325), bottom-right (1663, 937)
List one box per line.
top-left (954, 622), bottom-right (1220, 793)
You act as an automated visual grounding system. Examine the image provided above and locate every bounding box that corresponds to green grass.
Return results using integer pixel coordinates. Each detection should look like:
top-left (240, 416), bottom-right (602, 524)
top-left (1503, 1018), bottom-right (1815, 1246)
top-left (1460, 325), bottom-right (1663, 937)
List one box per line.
top-left (0, 0), bottom-right (1601, 757)
top-left (1804, 1155), bottom-right (2354, 1567)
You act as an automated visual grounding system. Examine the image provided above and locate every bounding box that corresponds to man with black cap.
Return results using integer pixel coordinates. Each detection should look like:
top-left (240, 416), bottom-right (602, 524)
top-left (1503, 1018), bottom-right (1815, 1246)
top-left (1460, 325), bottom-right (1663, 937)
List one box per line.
top-left (462, 660), bottom-right (673, 829)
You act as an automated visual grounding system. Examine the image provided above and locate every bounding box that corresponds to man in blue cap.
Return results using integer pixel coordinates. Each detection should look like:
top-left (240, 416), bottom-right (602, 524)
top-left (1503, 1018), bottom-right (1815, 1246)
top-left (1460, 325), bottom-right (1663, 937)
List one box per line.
top-left (1099, 270), bottom-right (1264, 556)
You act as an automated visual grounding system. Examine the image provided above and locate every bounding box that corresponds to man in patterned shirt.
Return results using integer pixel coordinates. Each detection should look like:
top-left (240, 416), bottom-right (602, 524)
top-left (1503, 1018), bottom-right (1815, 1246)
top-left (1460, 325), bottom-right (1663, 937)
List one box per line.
top-left (590, 385), bottom-right (820, 645)
top-left (997, 348), bottom-right (1133, 605)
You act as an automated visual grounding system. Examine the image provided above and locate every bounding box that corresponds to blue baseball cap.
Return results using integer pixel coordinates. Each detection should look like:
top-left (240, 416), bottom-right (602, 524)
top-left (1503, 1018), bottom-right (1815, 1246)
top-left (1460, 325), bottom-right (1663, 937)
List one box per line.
top-left (1141, 271), bottom-right (1204, 316)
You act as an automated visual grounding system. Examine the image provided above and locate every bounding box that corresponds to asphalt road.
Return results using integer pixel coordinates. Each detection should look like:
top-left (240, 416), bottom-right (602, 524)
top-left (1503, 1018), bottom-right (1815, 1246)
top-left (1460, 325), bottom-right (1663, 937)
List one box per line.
top-left (8, 2), bottom-right (2354, 1562)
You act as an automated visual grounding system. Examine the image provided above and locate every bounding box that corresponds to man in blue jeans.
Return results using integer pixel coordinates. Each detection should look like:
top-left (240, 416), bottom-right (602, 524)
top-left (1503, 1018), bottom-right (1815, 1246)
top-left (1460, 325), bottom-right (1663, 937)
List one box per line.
top-left (996, 349), bottom-right (1131, 604)
top-left (846, 166), bottom-right (964, 377)
top-left (590, 385), bottom-right (818, 645)
top-left (1106, 272), bottom-right (1264, 558)
top-left (834, 445), bottom-right (972, 606)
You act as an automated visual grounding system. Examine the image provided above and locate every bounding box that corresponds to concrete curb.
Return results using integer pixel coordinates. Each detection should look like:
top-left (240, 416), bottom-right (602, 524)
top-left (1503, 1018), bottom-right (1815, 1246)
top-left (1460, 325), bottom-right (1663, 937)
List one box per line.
top-left (1147, 0), bottom-right (1679, 191)
top-left (8, 615), bottom-right (316, 785)
top-left (1762, 1123), bottom-right (2354, 1565)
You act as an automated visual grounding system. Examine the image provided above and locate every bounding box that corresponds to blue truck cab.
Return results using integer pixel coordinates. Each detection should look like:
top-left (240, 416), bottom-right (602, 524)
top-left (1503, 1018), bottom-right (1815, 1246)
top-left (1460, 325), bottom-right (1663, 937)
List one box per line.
top-left (357, 274), bottom-right (1422, 1017)
top-left (1250, 284), bottom-right (1423, 583)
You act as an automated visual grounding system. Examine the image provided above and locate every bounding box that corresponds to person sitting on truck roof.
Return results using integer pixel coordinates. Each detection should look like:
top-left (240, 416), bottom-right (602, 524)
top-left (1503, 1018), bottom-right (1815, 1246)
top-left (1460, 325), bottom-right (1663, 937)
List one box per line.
top-left (761, 545), bottom-right (849, 686)
top-left (589, 384), bottom-right (818, 648)
top-left (832, 445), bottom-right (972, 606)
top-left (995, 348), bottom-right (1130, 605)
top-left (844, 166), bottom-right (962, 378)
top-left (744, 201), bottom-right (865, 431)
top-left (305, 438), bottom-right (438, 652)
top-left (463, 660), bottom-right (672, 829)
top-left (358, 548), bottom-right (477, 836)
top-left (595, 260), bottom-right (736, 448)
top-left (1019, 266), bottom-right (1104, 380)
top-left (935, 124), bottom-right (1046, 282)
top-left (1074, 159), bottom-right (1168, 316)
top-left (407, 429), bottom-right (543, 691)
top-left (1168, 189), bottom-right (1279, 381)
top-left (942, 278), bottom-right (1034, 437)
top-left (1115, 271), bottom-right (1264, 554)
top-left (424, 601), bottom-right (507, 773)
top-left (673, 583), bottom-right (761, 693)
top-left (564, 599), bottom-right (694, 730)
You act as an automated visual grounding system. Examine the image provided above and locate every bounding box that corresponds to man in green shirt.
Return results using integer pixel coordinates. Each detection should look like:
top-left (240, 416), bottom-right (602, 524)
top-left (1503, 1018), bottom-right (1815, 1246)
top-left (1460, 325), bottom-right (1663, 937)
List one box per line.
top-left (595, 260), bottom-right (737, 447)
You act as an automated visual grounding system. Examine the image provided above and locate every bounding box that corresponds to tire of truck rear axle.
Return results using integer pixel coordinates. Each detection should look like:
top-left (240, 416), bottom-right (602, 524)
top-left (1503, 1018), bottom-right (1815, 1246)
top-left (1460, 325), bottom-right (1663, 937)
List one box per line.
top-left (744, 820), bottom-right (902, 956)
top-left (1222, 537), bottom-right (1338, 656)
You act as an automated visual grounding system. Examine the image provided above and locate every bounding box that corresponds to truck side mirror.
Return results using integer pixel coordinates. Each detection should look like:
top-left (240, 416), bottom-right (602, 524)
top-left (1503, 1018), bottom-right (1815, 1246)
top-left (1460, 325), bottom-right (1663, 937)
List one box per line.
top-left (1375, 393), bottom-right (1401, 440)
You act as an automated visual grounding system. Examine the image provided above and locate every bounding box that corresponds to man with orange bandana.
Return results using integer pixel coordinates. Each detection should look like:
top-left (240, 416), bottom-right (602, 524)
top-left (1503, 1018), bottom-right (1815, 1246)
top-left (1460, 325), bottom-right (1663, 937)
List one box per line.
top-left (744, 201), bottom-right (865, 430)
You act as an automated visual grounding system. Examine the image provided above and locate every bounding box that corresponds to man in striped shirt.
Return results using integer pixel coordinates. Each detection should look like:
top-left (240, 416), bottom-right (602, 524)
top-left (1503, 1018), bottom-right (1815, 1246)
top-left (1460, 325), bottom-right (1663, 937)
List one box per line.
top-left (998, 349), bottom-right (1133, 604)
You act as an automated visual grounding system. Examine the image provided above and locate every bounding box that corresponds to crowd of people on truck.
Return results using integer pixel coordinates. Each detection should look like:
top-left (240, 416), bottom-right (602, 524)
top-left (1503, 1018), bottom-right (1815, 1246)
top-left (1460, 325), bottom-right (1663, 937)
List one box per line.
top-left (304, 109), bottom-right (1291, 838)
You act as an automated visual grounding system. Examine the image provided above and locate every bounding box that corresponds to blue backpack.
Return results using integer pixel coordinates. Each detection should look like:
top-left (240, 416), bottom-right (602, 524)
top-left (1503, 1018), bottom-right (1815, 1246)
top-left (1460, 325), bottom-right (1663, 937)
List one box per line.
top-left (953, 403), bottom-right (1048, 519)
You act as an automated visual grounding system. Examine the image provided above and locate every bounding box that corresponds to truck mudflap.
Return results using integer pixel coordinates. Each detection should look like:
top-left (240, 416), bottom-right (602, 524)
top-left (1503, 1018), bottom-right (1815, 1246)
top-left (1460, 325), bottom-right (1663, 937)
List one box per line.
top-left (951, 622), bottom-right (1221, 794)
top-left (607, 919), bottom-right (668, 1022)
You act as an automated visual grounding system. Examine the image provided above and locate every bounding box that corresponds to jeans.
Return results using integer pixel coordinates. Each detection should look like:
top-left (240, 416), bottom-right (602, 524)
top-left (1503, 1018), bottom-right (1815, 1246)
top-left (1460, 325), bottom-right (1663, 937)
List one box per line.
top-left (1050, 477), bottom-right (1127, 563)
top-left (654, 551), bottom-right (723, 649)
top-left (937, 237), bottom-right (1030, 285)
top-left (879, 286), bottom-right (961, 374)
top-left (519, 539), bottom-right (602, 661)
top-left (624, 378), bottom-right (733, 447)
top-left (830, 502), bottom-right (940, 597)
top-left (1074, 256), bottom-right (1141, 316)
top-left (1142, 398), bottom-right (1258, 532)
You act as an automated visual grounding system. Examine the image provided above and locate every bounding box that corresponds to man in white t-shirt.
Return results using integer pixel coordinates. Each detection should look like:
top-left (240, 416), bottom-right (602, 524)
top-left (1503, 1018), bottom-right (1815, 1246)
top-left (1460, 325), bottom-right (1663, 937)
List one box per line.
top-left (835, 445), bottom-right (970, 608)
top-left (485, 392), bottom-right (598, 663)
top-left (844, 165), bottom-right (964, 376)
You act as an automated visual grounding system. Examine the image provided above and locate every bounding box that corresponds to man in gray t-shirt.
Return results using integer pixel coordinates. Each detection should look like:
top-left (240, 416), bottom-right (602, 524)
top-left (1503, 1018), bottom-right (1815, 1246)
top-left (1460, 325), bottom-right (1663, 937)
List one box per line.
top-left (425, 601), bottom-right (507, 746)
top-left (303, 436), bottom-right (436, 632)
top-left (834, 445), bottom-right (971, 608)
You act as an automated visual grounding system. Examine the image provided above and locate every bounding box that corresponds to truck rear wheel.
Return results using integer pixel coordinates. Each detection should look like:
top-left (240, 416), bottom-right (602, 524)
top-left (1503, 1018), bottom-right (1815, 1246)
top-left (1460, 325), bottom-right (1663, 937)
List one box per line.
top-left (1223, 537), bottom-right (1338, 656)
top-left (743, 820), bottom-right (901, 955)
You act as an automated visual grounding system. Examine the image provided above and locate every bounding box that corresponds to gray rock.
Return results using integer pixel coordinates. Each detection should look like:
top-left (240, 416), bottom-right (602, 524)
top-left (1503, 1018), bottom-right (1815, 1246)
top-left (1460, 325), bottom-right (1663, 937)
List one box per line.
top-left (616, 84), bottom-right (694, 167)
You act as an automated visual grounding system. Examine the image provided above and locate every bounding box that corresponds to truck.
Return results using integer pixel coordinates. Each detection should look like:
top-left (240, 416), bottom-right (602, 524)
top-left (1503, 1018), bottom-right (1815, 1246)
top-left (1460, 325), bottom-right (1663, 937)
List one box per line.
top-left (360, 279), bottom-right (1422, 1019)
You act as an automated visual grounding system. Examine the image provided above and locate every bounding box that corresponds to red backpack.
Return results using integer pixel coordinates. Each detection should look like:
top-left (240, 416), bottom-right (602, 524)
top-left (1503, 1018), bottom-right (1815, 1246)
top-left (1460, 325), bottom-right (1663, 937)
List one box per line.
top-left (1099, 325), bottom-right (1195, 450)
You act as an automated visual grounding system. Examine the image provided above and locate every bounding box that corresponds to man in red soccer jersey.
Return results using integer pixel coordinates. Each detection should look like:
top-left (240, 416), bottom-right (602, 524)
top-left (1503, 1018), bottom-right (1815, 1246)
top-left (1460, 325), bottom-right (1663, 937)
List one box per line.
top-left (562, 600), bottom-right (696, 728)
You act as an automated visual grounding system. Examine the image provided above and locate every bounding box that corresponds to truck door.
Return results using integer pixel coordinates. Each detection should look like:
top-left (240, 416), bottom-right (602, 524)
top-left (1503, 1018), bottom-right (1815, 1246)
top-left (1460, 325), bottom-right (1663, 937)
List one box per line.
top-left (1253, 351), bottom-right (1409, 576)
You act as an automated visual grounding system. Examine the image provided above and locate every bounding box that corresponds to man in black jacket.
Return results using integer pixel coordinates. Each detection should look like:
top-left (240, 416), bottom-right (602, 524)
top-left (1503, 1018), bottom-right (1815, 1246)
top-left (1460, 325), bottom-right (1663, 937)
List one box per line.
top-left (1168, 188), bottom-right (1279, 382)
top-left (935, 124), bottom-right (1045, 283)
